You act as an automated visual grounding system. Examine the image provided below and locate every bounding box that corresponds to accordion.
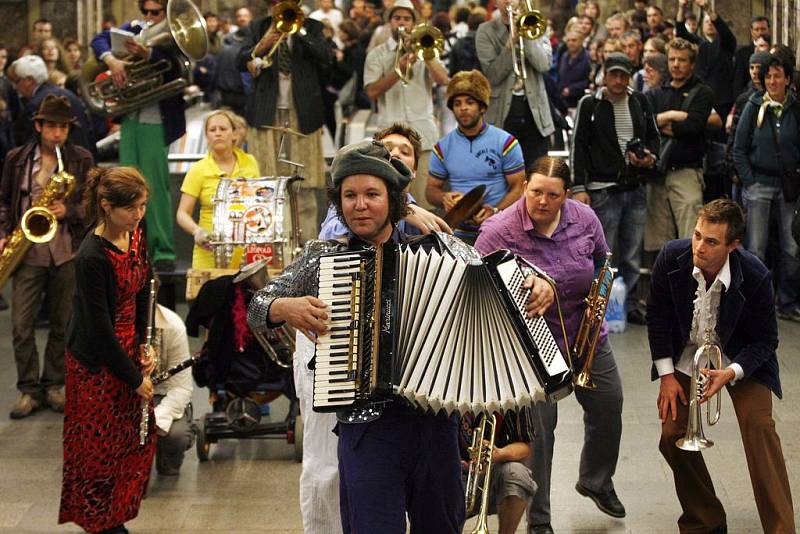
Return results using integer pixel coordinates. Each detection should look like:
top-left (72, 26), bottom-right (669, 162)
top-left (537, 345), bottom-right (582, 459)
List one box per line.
top-left (312, 236), bottom-right (573, 415)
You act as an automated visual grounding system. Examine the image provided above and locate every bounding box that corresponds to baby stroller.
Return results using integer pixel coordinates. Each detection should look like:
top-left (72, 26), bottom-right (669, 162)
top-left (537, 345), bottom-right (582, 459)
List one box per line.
top-left (186, 262), bottom-right (302, 462)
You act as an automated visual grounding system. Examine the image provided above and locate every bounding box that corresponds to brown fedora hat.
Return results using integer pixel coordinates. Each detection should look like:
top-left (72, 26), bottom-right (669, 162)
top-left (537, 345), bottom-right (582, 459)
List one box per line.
top-left (33, 94), bottom-right (77, 124)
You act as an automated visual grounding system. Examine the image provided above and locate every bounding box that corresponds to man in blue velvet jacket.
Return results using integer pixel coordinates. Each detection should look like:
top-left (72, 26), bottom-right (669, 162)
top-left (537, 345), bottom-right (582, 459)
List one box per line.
top-left (646, 198), bottom-right (794, 534)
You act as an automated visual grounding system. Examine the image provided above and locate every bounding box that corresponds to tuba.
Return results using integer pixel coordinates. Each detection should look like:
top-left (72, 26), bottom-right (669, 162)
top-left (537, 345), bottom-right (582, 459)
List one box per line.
top-left (0, 146), bottom-right (75, 291)
top-left (250, 0), bottom-right (306, 77)
top-left (507, 0), bottom-right (547, 81)
top-left (571, 252), bottom-right (613, 389)
top-left (465, 414), bottom-right (497, 534)
top-left (235, 260), bottom-right (295, 368)
top-left (79, 0), bottom-right (208, 117)
top-left (676, 329), bottom-right (723, 451)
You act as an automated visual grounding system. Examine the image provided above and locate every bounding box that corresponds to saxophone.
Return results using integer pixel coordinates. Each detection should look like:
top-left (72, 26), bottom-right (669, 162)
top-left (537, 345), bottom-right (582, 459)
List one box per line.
top-left (0, 145), bottom-right (75, 290)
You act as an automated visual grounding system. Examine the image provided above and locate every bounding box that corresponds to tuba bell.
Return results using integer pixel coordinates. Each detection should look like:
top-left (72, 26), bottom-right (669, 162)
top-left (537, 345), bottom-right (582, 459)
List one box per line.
top-left (0, 146), bottom-right (74, 291)
top-left (235, 260), bottom-right (295, 369)
top-left (250, 0), bottom-right (306, 76)
top-left (79, 0), bottom-right (208, 117)
top-left (676, 328), bottom-right (723, 451)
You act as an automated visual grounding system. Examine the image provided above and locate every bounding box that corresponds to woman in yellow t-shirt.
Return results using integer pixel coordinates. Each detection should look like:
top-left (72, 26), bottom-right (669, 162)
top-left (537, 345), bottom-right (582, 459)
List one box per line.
top-left (177, 110), bottom-right (260, 268)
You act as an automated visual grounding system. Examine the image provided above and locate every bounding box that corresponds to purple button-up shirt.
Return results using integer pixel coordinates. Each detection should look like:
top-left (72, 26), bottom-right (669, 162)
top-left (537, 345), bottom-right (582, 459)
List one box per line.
top-left (475, 196), bottom-right (610, 356)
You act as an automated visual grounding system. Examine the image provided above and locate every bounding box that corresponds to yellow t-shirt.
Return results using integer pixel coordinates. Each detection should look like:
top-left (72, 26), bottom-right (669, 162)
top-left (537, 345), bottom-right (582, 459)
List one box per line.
top-left (180, 147), bottom-right (261, 268)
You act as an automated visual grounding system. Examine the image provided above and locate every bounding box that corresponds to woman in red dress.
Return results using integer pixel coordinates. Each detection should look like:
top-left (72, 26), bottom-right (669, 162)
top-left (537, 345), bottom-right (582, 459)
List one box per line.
top-left (59, 166), bottom-right (156, 534)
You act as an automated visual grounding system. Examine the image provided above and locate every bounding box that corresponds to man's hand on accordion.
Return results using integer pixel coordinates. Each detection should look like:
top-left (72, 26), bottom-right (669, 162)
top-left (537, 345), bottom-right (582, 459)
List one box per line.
top-left (269, 296), bottom-right (329, 342)
top-left (524, 275), bottom-right (554, 318)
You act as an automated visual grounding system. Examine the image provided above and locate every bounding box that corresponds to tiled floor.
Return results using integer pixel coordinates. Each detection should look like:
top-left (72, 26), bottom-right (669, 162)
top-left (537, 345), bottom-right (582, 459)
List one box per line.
top-left (0, 301), bottom-right (797, 533)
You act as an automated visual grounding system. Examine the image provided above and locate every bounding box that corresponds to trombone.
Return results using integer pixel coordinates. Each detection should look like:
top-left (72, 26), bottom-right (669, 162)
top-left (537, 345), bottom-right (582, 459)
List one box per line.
top-left (393, 23), bottom-right (445, 86)
top-left (506, 0), bottom-right (547, 81)
top-left (676, 329), bottom-right (723, 451)
top-left (250, 0), bottom-right (306, 76)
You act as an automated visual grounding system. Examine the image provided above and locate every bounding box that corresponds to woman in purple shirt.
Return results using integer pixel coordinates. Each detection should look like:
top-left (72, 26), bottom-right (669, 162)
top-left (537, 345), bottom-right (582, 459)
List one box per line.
top-left (475, 156), bottom-right (625, 534)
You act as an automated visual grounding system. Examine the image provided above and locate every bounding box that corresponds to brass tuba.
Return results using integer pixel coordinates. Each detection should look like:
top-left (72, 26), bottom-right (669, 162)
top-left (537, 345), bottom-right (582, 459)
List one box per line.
top-left (507, 0), bottom-right (547, 81)
top-left (235, 260), bottom-right (295, 368)
top-left (676, 329), bottom-right (723, 451)
top-left (0, 146), bottom-right (75, 291)
top-left (250, 1), bottom-right (306, 76)
top-left (465, 413), bottom-right (497, 534)
top-left (79, 0), bottom-right (208, 117)
top-left (571, 252), bottom-right (614, 389)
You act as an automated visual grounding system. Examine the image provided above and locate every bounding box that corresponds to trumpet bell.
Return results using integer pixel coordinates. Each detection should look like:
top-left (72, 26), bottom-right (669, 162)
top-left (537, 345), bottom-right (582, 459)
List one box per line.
top-left (573, 369), bottom-right (596, 389)
top-left (273, 1), bottom-right (305, 34)
top-left (516, 8), bottom-right (546, 40)
top-left (676, 434), bottom-right (714, 452)
top-left (409, 23), bottom-right (445, 61)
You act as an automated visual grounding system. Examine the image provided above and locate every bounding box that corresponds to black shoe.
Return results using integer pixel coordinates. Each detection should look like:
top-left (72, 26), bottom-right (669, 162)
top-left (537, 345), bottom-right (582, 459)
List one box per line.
top-left (627, 308), bottom-right (647, 325)
top-left (575, 483), bottom-right (626, 518)
top-left (153, 259), bottom-right (175, 273)
top-left (777, 307), bottom-right (800, 322)
top-left (530, 524), bottom-right (554, 534)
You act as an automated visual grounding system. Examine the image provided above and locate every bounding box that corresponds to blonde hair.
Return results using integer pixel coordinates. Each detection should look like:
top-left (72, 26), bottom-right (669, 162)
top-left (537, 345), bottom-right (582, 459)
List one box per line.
top-left (204, 109), bottom-right (248, 147)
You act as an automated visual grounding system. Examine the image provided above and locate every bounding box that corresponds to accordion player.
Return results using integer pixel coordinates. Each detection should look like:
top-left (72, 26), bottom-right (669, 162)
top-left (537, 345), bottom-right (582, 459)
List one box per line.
top-left (312, 233), bottom-right (574, 415)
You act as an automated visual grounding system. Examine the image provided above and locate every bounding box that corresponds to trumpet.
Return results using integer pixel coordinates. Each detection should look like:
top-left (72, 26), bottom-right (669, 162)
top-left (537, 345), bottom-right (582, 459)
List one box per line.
top-left (676, 329), bottom-right (723, 451)
top-left (393, 23), bottom-right (445, 86)
top-left (250, 0), bottom-right (306, 77)
top-left (465, 414), bottom-right (497, 534)
top-left (571, 252), bottom-right (613, 389)
top-left (507, 0), bottom-right (547, 81)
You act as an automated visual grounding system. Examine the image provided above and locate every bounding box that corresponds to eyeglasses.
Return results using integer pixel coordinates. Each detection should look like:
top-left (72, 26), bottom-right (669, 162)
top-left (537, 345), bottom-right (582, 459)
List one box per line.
top-left (141, 8), bottom-right (164, 16)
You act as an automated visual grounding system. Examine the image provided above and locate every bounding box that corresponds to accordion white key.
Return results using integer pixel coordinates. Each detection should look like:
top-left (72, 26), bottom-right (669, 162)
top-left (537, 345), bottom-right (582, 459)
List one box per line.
top-left (312, 236), bottom-right (573, 415)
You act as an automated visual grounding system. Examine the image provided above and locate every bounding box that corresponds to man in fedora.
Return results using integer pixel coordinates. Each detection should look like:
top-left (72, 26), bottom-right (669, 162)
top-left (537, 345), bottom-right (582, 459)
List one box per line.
top-left (0, 94), bottom-right (93, 419)
top-left (363, 0), bottom-right (450, 209)
top-left (426, 70), bottom-right (526, 243)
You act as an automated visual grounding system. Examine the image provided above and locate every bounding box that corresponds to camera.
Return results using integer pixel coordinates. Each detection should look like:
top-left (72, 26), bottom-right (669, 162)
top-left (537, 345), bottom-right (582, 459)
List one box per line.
top-left (626, 138), bottom-right (648, 160)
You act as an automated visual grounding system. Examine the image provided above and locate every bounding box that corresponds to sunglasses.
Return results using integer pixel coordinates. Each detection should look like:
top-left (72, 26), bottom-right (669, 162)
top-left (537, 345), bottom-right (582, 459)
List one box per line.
top-left (141, 8), bottom-right (164, 16)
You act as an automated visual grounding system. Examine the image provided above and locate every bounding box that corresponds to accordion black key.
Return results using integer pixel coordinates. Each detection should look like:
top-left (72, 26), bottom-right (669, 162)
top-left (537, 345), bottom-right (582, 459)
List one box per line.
top-left (312, 238), bottom-right (573, 414)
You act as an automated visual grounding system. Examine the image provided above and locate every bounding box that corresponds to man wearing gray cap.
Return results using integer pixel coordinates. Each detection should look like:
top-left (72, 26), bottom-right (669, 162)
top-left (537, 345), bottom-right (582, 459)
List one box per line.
top-left (248, 140), bottom-right (465, 532)
top-left (363, 0), bottom-right (450, 209)
top-left (571, 52), bottom-right (660, 326)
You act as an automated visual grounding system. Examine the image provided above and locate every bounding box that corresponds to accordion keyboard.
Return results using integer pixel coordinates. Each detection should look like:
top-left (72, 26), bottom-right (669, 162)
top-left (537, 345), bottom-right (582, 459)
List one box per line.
top-left (314, 253), bottom-right (363, 409)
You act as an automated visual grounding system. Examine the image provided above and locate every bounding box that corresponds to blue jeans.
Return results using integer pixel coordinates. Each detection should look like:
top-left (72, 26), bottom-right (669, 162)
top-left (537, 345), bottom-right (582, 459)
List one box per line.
top-left (743, 182), bottom-right (800, 311)
top-left (590, 185), bottom-right (647, 310)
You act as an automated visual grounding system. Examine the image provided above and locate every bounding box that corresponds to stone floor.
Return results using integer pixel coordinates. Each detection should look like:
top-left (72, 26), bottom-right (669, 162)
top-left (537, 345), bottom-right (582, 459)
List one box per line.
top-left (0, 299), bottom-right (798, 533)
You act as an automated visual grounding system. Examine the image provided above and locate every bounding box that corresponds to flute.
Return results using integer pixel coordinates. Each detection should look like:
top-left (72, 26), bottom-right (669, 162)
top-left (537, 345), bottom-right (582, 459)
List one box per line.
top-left (139, 278), bottom-right (159, 446)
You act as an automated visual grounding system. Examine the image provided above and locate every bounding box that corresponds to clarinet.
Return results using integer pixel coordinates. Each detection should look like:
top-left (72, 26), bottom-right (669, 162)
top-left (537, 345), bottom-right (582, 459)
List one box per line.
top-left (139, 278), bottom-right (159, 446)
top-left (152, 355), bottom-right (199, 386)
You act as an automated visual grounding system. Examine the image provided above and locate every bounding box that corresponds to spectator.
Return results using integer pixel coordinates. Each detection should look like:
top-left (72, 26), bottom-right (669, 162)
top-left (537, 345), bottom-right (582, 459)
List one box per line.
top-left (584, 1), bottom-right (608, 43)
top-left (451, 6), bottom-right (470, 39)
top-left (449, 11), bottom-right (484, 76)
top-left (62, 39), bottom-right (84, 71)
top-left (620, 31), bottom-right (643, 71)
top-left (641, 52), bottom-right (668, 94)
top-left (645, 6), bottom-right (664, 39)
top-left (332, 19), bottom-right (370, 114)
top-left (215, 7), bottom-right (252, 117)
top-left (36, 38), bottom-right (72, 75)
top-left (557, 30), bottom-right (590, 109)
top-left (310, 0), bottom-right (344, 34)
top-left (676, 0), bottom-right (737, 120)
top-left (645, 38), bottom-right (713, 253)
top-left (605, 13), bottom-right (628, 40)
top-left (732, 16), bottom-right (771, 98)
top-left (204, 12), bottom-right (223, 54)
top-left (683, 12), bottom-right (698, 34)
top-left (634, 37), bottom-right (667, 91)
top-left (18, 19), bottom-right (53, 56)
top-left (733, 55), bottom-right (800, 321)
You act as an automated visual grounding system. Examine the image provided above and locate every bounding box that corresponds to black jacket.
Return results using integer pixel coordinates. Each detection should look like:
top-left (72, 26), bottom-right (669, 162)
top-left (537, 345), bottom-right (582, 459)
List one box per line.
top-left (648, 76), bottom-right (714, 168)
top-left (676, 17), bottom-right (737, 110)
top-left (570, 88), bottom-right (660, 189)
top-left (732, 43), bottom-right (756, 102)
top-left (236, 17), bottom-right (333, 134)
top-left (67, 231), bottom-right (152, 389)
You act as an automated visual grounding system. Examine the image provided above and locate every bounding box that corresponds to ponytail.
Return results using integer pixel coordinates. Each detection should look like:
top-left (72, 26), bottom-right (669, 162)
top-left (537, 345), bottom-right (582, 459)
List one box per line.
top-left (82, 166), bottom-right (150, 227)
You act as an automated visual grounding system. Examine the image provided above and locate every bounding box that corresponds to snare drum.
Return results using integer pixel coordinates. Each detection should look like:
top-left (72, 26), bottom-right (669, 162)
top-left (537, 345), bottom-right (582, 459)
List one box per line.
top-left (210, 177), bottom-right (295, 270)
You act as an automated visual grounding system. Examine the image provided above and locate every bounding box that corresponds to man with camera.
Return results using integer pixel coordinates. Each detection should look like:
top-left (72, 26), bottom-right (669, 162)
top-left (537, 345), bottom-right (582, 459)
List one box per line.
top-left (571, 53), bottom-right (659, 324)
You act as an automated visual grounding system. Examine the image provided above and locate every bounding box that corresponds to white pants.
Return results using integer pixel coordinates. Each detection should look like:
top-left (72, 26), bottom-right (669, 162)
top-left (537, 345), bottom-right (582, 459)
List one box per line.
top-left (294, 333), bottom-right (341, 533)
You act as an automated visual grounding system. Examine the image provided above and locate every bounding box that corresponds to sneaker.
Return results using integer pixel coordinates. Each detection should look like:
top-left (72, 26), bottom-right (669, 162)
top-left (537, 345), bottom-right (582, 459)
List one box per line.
top-left (10, 393), bottom-right (40, 419)
top-left (575, 482), bottom-right (626, 518)
top-left (777, 308), bottom-right (800, 322)
top-left (627, 308), bottom-right (647, 325)
top-left (45, 388), bottom-right (65, 412)
top-left (530, 523), bottom-right (555, 534)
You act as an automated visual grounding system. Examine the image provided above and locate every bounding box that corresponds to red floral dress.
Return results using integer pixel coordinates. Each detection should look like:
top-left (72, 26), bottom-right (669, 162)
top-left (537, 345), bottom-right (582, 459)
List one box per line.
top-left (59, 228), bottom-right (156, 533)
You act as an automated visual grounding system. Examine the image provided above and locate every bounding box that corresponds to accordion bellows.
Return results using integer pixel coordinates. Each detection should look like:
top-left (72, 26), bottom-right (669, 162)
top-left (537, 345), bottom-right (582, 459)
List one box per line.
top-left (313, 235), bottom-right (574, 415)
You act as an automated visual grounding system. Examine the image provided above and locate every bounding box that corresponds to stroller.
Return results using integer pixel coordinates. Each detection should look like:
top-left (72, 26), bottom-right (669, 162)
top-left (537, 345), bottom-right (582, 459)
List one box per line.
top-left (186, 263), bottom-right (302, 462)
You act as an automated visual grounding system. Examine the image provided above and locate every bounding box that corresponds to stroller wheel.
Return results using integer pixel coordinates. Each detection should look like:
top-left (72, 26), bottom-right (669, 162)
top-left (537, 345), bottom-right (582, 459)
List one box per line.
top-left (293, 413), bottom-right (303, 463)
top-left (196, 422), bottom-right (211, 462)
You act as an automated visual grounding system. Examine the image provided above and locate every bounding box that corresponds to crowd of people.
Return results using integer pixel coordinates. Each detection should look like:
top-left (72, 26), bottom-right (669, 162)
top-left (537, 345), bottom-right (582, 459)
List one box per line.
top-left (0, 0), bottom-right (797, 533)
